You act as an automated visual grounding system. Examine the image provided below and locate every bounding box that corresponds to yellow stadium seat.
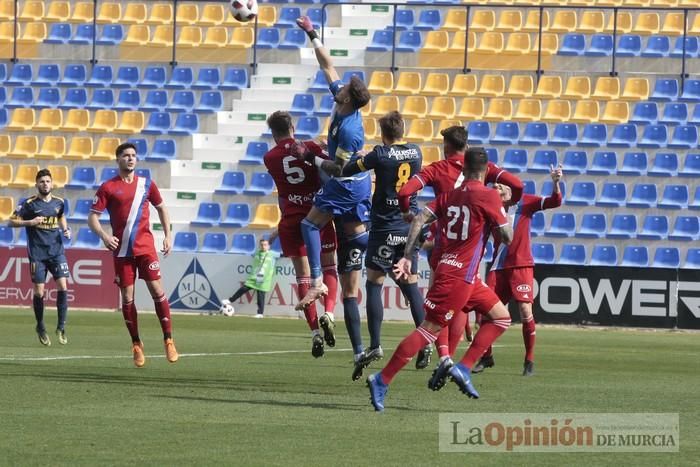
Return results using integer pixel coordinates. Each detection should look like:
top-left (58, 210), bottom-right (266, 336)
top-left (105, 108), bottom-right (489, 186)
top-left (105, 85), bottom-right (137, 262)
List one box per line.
top-left (503, 32), bottom-right (530, 54)
top-left (34, 109), bottom-right (63, 131)
top-left (149, 25), bottom-right (174, 48)
top-left (45, 1), bottom-right (70, 22)
top-left (61, 109), bottom-right (89, 132)
top-left (620, 78), bottom-right (650, 101)
top-left (394, 72), bottom-right (422, 96)
top-left (18, 22), bottom-right (47, 44)
top-left (512, 99), bottom-right (542, 122)
top-left (363, 118), bottom-right (377, 141)
top-left (423, 31), bottom-right (449, 52)
top-left (0, 163), bottom-right (12, 186)
top-left (484, 98), bottom-right (513, 121)
top-left (228, 27), bottom-right (253, 48)
top-left (96, 2), bottom-right (121, 24)
top-left (402, 96), bottom-right (428, 119)
top-left (428, 96), bottom-right (457, 119)
top-left (449, 30), bottom-right (476, 52)
top-left (549, 10), bottom-right (577, 33)
top-left (534, 75), bottom-right (563, 99)
top-left (592, 77), bottom-right (620, 100)
top-left (19, 1), bottom-right (44, 22)
top-left (569, 0), bottom-right (595, 5)
top-left (449, 74), bottom-right (477, 96)
top-left (248, 204), bottom-right (281, 229)
top-left (371, 96), bottom-right (400, 117)
top-left (422, 73), bottom-right (450, 96)
top-left (88, 110), bottom-right (117, 133)
top-left (660, 13), bottom-right (684, 36)
top-left (176, 3), bottom-right (199, 25)
top-left (443, 9), bottom-right (467, 32)
top-left (7, 135), bottom-right (38, 159)
top-left (92, 137), bottom-right (120, 161)
top-left (0, 22), bottom-right (14, 43)
top-left (578, 11), bottom-right (605, 34)
top-left (633, 13), bottom-right (660, 35)
top-left (456, 97), bottom-right (485, 120)
top-left (433, 119), bottom-right (462, 143)
top-left (479, 32), bottom-right (504, 54)
top-left (476, 74), bottom-right (505, 97)
top-left (562, 76), bottom-right (591, 100)
top-left (522, 10), bottom-right (549, 33)
top-left (422, 146), bottom-right (442, 164)
top-left (570, 100), bottom-right (600, 123)
top-left (470, 10), bottom-right (495, 32)
top-left (691, 14), bottom-right (700, 35)
top-left (47, 164), bottom-right (68, 188)
top-left (147, 3), bottom-right (173, 25)
top-left (405, 119), bottom-right (434, 143)
top-left (0, 134), bottom-right (9, 154)
top-left (505, 75), bottom-right (534, 98)
top-left (515, 0), bottom-right (541, 4)
top-left (598, 0), bottom-right (623, 5)
top-left (256, 6), bottom-right (277, 27)
top-left (200, 4), bottom-right (225, 26)
top-left (624, 0), bottom-right (651, 6)
top-left (71, 2), bottom-right (94, 23)
top-left (115, 111), bottom-right (145, 134)
top-left (530, 33), bottom-right (559, 56)
top-left (7, 109), bottom-right (35, 131)
top-left (64, 137), bottom-right (93, 160)
top-left (123, 24), bottom-right (150, 46)
top-left (0, 196), bottom-right (12, 220)
top-left (541, 99), bottom-right (571, 123)
top-left (35, 136), bottom-right (66, 160)
top-left (360, 101), bottom-right (371, 118)
top-left (177, 26), bottom-right (202, 48)
top-left (9, 164), bottom-right (40, 188)
top-left (604, 12), bottom-right (632, 34)
top-left (202, 26), bottom-right (227, 48)
top-left (599, 101), bottom-right (630, 124)
top-left (0, 0), bottom-right (12, 22)
top-left (368, 71), bottom-right (394, 95)
top-left (495, 10), bottom-right (522, 32)
top-left (680, 0), bottom-right (700, 6)
top-left (320, 118), bottom-right (330, 138)
top-left (122, 3), bottom-right (147, 24)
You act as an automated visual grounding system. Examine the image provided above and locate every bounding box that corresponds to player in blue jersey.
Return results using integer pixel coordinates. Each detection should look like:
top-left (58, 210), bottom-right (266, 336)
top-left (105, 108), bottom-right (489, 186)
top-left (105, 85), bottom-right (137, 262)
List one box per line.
top-left (341, 111), bottom-right (430, 380)
top-left (9, 168), bottom-right (72, 346)
top-left (293, 15), bottom-right (372, 364)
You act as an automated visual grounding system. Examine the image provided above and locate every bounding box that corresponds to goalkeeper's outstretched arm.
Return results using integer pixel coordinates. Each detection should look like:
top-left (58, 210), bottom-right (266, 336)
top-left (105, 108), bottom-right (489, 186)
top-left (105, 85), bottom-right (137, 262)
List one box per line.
top-left (296, 16), bottom-right (339, 84)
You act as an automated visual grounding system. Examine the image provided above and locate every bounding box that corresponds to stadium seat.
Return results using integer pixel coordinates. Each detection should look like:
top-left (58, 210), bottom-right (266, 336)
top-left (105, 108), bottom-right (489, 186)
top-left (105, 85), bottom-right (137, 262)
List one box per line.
top-left (621, 246), bottom-right (649, 267)
top-left (165, 67), bottom-right (194, 89)
top-left (606, 124), bottom-right (637, 148)
top-left (0, 225), bottom-right (13, 246)
top-left (391, 9), bottom-right (415, 30)
top-left (276, 7), bottom-right (301, 28)
top-left (147, 3), bottom-right (173, 25)
top-left (113, 89), bottom-right (141, 111)
top-left (8, 164), bottom-right (40, 188)
top-left (484, 147), bottom-right (498, 165)
top-left (166, 91), bottom-right (195, 113)
top-left (578, 123), bottom-right (606, 147)
top-left (396, 31), bottom-right (422, 52)
top-left (215, 171), bottom-right (246, 195)
top-left (633, 12), bottom-right (660, 35)
top-left (512, 99), bottom-right (542, 122)
top-left (45, 1), bottom-right (70, 23)
top-left (87, 109), bottom-right (117, 133)
top-left (647, 153), bottom-right (678, 177)
top-left (288, 93), bottom-right (315, 117)
top-left (559, 244), bottom-right (587, 265)
top-left (114, 111), bottom-right (144, 134)
top-left (542, 100), bottom-right (571, 123)
top-left (522, 180), bottom-right (536, 196)
top-left (628, 183), bottom-right (658, 208)
top-left (616, 34), bottom-right (642, 57)
top-left (501, 148), bottom-right (527, 172)
top-left (169, 113), bottom-right (199, 136)
top-left (414, 9), bottom-right (442, 30)
top-left (448, 74), bottom-right (477, 97)
top-left (456, 97), bottom-right (484, 120)
top-left (279, 29), bottom-right (306, 49)
top-left (35, 88), bottom-right (60, 109)
top-left (111, 66), bottom-right (139, 88)
top-left (367, 71), bottom-right (393, 95)
top-left (621, 78), bottom-right (650, 102)
top-left (68, 23), bottom-right (96, 44)
top-left (504, 75), bottom-right (533, 99)
top-left (576, 213), bottom-right (606, 238)
top-left (121, 2), bottom-right (146, 24)
top-left (97, 24), bottom-right (124, 45)
top-left (63, 136), bottom-right (92, 160)
top-left (405, 119), bottom-right (433, 143)
top-left (638, 124), bottom-right (668, 148)
top-left (680, 79), bottom-right (700, 102)
top-left (427, 96), bottom-right (456, 119)
top-left (35, 136), bottom-right (66, 160)
top-left (141, 112), bottom-right (170, 135)
top-left (191, 68), bottom-right (220, 90)
top-left (143, 139), bottom-right (175, 162)
top-left (558, 34), bottom-right (585, 56)
top-left (196, 91), bottom-right (222, 114)
top-left (248, 204), bottom-right (281, 229)
top-left (617, 152), bottom-right (647, 176)
top-left (59, 64), bottom-right (87, 88)
top-left (86, 89), bottom-right (114, 110)
top-left (519, 122), bottom-right (548, 145)
top-left (550, 124), bottom-right (578, 146)
top-left (466, 121), bottom-right (490, 145)
top-left (220, 203), bottom-right (251, 229)
top-left (531, 243), bottom-right (555, 264)
top-left (491, 122), bottom-right (520, 145)
top-left (475, 75), bottom-right (505, 98)
top-left (7, 87), bottom-right (34, 109)
top-left (484, 99), bottom-right (512, 121)
top-left (659, 103), bottom-right (688, 126)
top-left (680, 153), bottom-right (700, 177)
top-left (94, 167), bottom-right (118, 189)
top-left (0, 196), bottom-right (13, 221)
top-left (669, 216), bottom-right (699, 241)
top-left (32, 64), bottom-right (60, 87)
top-left (650, 79), bottom-right (679, 101)
top-left (85, 65), bottom-right (113, 88)
top-left (638, 215), bottom-right (669, 240)
top-left (95, 2), bottom-right (121, 24)
top-left (65, 166), bottom-right (96, 189)
top-left (642, 36), bottom-right (671, 57)
top-left (422, 73), bottom-right (450, 96)
top-left (172, 231), bottom-right (198, 252)
top-left (546, 212), bottom-right (576, 237)
top-left (72, 227), bottom-right (101, 249)
top-left (7, 135), bottom-right (38, 159)
top-left (658, 185), bottom-right (689, 209)
top-left (200, 233), bottom-right (227, 253)
top-left (122, 24), bottom-right (149, 46)
top-left (568, 181), bottom-right (596, 206)
top-left (686, 249), bottom-right (700, 268)
top-left (6, 64), bottom-right (33, 86)
top-left (671, 37), bottom-right (699, 58)
top-left (629, 102), bottom-right (658, 125)
top-left (528, 150), bottom-right (557, 173)
top-left (34, 108), bottom-right (63, 132)
top-left (220, 67), bottom-right (248, 91)
top-left (136, 90), bottom-right (165, 112)
top-left (237, 142), bottom-right (266, 166)
top-left (590, 245), bottom-right (617, 266)
top-left (256, 28), bottom-right (280, 49)
top-left (668, 125), bottom-right (698, 149)
top-left (292, 117), bottom-right (320, 140)
top-left (652, 247), bottom-right (680, 268)
top-left (127, 138), bottom-right (147, 156)
top-left (244, 172), bottom-right (275, 196)
top-left (585, 34), bottom-right (613, 56)
top-left (595, 182), bottom-right (627, 208)
top-left (6, 108), bottom-right (36, 131)
top-left (228, 233), bottom-right (256, 255)
top-left (588, 151), bottom-right (617, 175)
top-left (191, 203), bottom-right (222, 227)
top-left (562, 77), bottom-right (591, 100)
top-left (306, 8), bottom-right (327, 29)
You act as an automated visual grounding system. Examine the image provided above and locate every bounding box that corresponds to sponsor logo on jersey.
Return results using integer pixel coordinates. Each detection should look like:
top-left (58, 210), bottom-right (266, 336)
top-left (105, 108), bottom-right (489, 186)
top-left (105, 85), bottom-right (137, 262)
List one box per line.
top-left (387, 146), bottom-right (420, 160)
top-left (516, 284), bottom-right (532, 293)
top-left (377, 245), bottom-right (393, 260)
top-left (385, 233), bottom-right (407, 246)
top-left (148, 261), bottom-right (160, 271)
top-left (424, 299), bottom-right (436, 310)
top-left (446, 310), bottom-right (454, 321)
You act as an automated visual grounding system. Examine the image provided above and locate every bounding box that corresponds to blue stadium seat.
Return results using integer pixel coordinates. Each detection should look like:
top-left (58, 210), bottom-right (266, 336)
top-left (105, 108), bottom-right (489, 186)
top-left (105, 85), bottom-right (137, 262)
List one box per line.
top-left (95, 167), bottom-right (119, 188)
top-left (0, 108), bottom-right (7, 127)
top-left (46, 23), bottom-right (72, 44)
top-left (485, 148), bottom-right (498, 164)
top-left (127, 138), bottom-right (148, 156)
top-left (86, 89), bottom-right (114, 110)
top-left (671, 37), bottom-right (699, 58)
top-left (531, 243), bottom-right (555, 264)
top-left (59, 88), bottom-right (87, 109)
top-left (414, 10), bottom-right (442, 31)
top-left (608, 123), bottom-right (637, 147)
top-left (67, 199), bottom-right (92, 222)
top-left (342, 70), bottom-right (366, 84)
top-left (229, 233), bottom-right (257, 255)
top-left (33, 64), bottom-right (60, 87)
top-left (215, 171), bottom-right (246, 195)
top-left (220, 67), bottom-right (248, 90)
top-left (201, 233), bottom-right (228, 253)
top-left (629, 101), bottom-right (658, 125)
top-left (576, 213), bottom-right (606, 238)
top-left (169, 113), bottom-right (199, 135)
top-left (135, 168), bottom-right (151, 179)
top-left (0, 226), bottom-right (13, 246)
top-left (658, 185), bottom-right (689, 209)
top-left (290, 93), bottom-right (315, 116)
top-left (70, 24), bottom-right (95, 44)
top-left (668, 125), bottom-right (698, 149)
top-left (145, 139), bottom-right (176, 162)
top-left (680, 79), bottom-right (700, 102)
top-left (621, 246), bottom-right (649, 267)
top-left (275, 7), bottom-right (302, 28)
top-left (85, 65), bottom-right (113, 87)
top-left (35, 88), bottom-right (60, 108)
top-left (652, 247), bottom-right (680, 268)
top-left (244, 172), bottom-right (275, 196)
top-left (559, 243), bottom-right (587, 265)
top-left (396, 31), bottom-right (422, 52)
top-left (140, 90), bottom-right (168, 112)
top-left (638, 124), bottom-right (668, 148)
top-left (628, 183), bottom-right (658, 208)
top-left (529, 150), bottom-right (557, 173)
top-left (659, 103), bottom-right (688, 126)
top-left (279, 29), bottom-right (306, 49)
top-left (568, 181), bottom-right (596, 206)
top-left (518, 180), bottom-right (533, 197)
top-left (588, 151), bottom-right (617, 175)
top-left (257, 28), bottom-right (281, 49)
top-left (0, 63), bottom-right (6, 83)
top-left (393, 9), bottom-right (415, 30)
top-left (590, 245), bottom-right (617, 266)
top-left (616, 35), bottom-right (641, 57)
top-left (315, 94), bottom-right (334, 117)
top-left (0, 88), bottom-right (6, 107)
top-left (114, 89), bottom-right (141, 111)
top-left (545, 212), bottom-right (575, 237)
top-left (648, 153), bottom-right (678, 176)
top-left (550, 123), bottom-right (578, 146)
top-left (7, 87), bottom-right (34, 109)
top-left (596, 182), bottom-right (627, 207)
top-left (220, 203), bottom-right (252, 228)
top-left (669, 216), bottom-right (699, 241)
top-left (562, 151), bottom-right (587, 174)
top-left (196, 91), bottom-right (223, 113)
top-left (641, 36), bottom-right (670, 58)
top-left (638, 215), bottom-right (669, 240)
top-left (579, 124), bottom-right (607, 147)
top-left (307, 8), bottom-right (328, 29)
top-left (467, 121), bottom-right (490, 144)
top-left (140, 66), bottom-right (167, 89)
top-left (541, 180), bottom-right (566, 198)
top-left (367, 30), bottom-right (394, 52)
top-left (690, 104), bottom-right (700, 125)
top-left (191, 67), bottom-right (221, 90)
top-left (112, 66), bottom-right (139, 88)
top-left (166, 90), bottom-right (195, 112)
top-left (502, 149), bottom-right (527, 172)
top-left (585, 34), bottom-right (613, 56)
top-left (650, 79), bottom-right (679, 101)
top-left (418, 185), bottom-right (435, 200)
top-left (558, 34), bottom-right (585, 56)
top-left (240, 142), bottom-right (268, 165)
top-left (308, 70), bottom-right (329, 92)
top-left (691, 186), bottom-right (700, 210)
top-left (294, 116), bottom-right (321, 139)
top-left (607, 213), bottom-right (637, 239)
top-left (142, 112), bottom-right (171, 135)
top-left (680, 153), bottom-right (700, 177)
top-left (686, 249), bottom-right (700, 268)
top-left (65, 167), bottom-right (96, 189)
top-left (97, 24), bottom-right (124, 45)
top-left (173, 231), bottom-right (198, 252)
top-left (72, 227), bottom-right (101, 249)
top-left (165, 67), bottom-right (194, 89)
top-left (531, 211), bottom-right (544, 236)
top-left (6, 64), bottom-right (33, 86)
top-left (59, 64), bottom-right (87, 87)
top-left (491, 122), bottom-right (520, 145)
top-left (618, 151), bottom-right (647, 175)
top-left (191, 202), bottom-right (222, 227)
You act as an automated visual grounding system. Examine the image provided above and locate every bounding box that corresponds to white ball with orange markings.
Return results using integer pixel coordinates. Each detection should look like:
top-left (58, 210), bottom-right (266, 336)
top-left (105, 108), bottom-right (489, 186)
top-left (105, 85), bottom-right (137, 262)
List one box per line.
top-left (229, 0), bottom-right (258, 23)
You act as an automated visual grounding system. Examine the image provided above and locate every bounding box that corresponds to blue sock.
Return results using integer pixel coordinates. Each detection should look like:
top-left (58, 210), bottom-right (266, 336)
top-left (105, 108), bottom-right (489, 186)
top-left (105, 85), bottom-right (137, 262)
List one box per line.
top-left (342, 297), bottom-right (364, 354)
top-left (398, 282), bottom-right (425, 327)
top-left (301, 219), bottom-right (323, 280)
top-left (366, 281), bottom-right (384, 349)
top-left (57, 290), bottom-right (68, 330)
top-left (33, 294), bottom-right (45, 332)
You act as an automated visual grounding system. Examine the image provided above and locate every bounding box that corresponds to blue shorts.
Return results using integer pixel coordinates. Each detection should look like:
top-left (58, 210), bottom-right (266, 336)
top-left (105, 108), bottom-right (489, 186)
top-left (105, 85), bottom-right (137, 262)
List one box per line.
top-left (31, 255), bottom-right (69, 284)
top-left (314, 176), bottom-right (371, 224)
top-left (365, 230), bottom-right (418, 274)
top-left (335, 219), bottom-right (367, 275)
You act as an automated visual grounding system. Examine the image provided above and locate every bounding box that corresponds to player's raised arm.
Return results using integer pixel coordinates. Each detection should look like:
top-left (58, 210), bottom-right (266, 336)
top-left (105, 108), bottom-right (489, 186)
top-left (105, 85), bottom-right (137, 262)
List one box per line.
top-left (542, 164), bottom-right (564, 210)
top-left (487, 162), bottom-right (524, 204)
top-left (297, 16), bottom-right (340, 84)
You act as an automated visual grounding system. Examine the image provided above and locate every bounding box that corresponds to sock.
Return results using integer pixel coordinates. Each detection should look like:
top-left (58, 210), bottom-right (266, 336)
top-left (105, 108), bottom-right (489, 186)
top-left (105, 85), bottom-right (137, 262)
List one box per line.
top-left (380, 326), bottom-right (438, 385)
top-left (482, 345), bottom-right (493, 358)
top-left (436, 326), bottom-right (449, 359)
top-left (365, 281), bottom-right (384, 349)
top-left (464, 310), bottom-right (472, 338)
top-left (301, 219), bottom-right (323, 281)
top-left (397, 282), bottom-right (424, 327)
top-left (121, 300), bottom-right (140, 343)
top-left (342, 297), bottom-right (363, 354)
top-left (33, 294), bottom-right (45, 331)
top-left (460, 318), bottom-right (511, 369)
top-left (229, 284), bottom-right (251, 302)
top-left (322, 265), bottom-right (338, 314)
top-left (256, 291), bottom-right (265, 315)
top-left (522, 316), bottom-right (536, 362)
top-left (153, 294), bottom-right (172, 340)
top-left (297, 276), bottom-right (319, 331)
top-left (56, 290), bottom-right (68, 330)
top-left (448, 311), bottom-right (467, 356)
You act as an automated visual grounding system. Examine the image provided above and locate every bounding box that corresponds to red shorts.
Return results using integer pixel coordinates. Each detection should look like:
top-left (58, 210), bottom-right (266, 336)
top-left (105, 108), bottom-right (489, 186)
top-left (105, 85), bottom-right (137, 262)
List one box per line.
top-left (465, 278), bottom-right (501, 315)
top-left (423, 274), bottom-right (478, 327)
top-left (278, 217), bottom-right (336, 258)
top-left (486, 267), bottom-right (534, 304)
top-left (113, 252), bottom-right (161, 287)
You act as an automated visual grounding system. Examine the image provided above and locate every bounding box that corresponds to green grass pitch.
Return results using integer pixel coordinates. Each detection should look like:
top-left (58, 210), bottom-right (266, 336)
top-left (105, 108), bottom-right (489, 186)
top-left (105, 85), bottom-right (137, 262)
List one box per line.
top-left (0, 308), bottom-right (698, 466)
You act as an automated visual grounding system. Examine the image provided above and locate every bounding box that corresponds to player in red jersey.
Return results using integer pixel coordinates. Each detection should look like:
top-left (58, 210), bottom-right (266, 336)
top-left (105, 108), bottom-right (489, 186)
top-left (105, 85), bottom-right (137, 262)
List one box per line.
top-left (88, 142), bottom-right (178, 368)
top-left (263, 111), bottom-right (339, 358)
top-left (366, 148), bottom-right (513, 411)
top-left (474, 163), bottom-right (564, 377)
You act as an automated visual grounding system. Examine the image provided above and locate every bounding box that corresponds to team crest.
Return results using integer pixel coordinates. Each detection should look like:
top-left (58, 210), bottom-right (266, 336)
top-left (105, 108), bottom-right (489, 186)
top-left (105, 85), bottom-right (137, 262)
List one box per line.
top-left (168, 258), bottom-right (221, 311)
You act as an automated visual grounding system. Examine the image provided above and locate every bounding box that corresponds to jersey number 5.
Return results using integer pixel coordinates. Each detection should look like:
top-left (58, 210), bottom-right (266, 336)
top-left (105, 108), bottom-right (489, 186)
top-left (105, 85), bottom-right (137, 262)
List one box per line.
top-left (395, 162), bottom-right (411, 192)
top-left (446, 205), bottom-right (470, 240)
top-left (283, 156), bottom-right (305, 184)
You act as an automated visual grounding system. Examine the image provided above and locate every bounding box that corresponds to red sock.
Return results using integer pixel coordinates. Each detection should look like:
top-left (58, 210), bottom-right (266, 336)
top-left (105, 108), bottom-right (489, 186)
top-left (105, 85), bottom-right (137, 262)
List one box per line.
top-left (121, 300), bottom-right (140, 343)
top-left (297, 276), bottom-right (318, 331)
top-left (482, 345), bottom-right (493, 358)
top-left (381, 327), bottom-right (438, 385)
top-left (153, 294), bottom-right (173, 338)
top-left (522, 316), bottom-right (536, 362)
top-left (436, 327), bottom-right (449, 358)
top-left (460, 318), bottom-right (511, 369)
top-left (448, 311), bottom-right (467, 356)
top-left (322, 265), bottom-right (338, 314)
top-left (464, 311), bottom-right (472, 338)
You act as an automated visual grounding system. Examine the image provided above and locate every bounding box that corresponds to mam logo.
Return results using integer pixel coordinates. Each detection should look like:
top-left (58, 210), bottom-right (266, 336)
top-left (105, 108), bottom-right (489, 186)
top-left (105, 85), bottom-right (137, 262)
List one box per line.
top-left (168, 258), bottom-right (221, 311)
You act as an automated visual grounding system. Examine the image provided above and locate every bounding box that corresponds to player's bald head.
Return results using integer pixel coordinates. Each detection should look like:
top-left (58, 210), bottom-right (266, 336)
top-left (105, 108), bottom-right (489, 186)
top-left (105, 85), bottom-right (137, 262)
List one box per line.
top-left (463, 147), bottom-right (489, 179)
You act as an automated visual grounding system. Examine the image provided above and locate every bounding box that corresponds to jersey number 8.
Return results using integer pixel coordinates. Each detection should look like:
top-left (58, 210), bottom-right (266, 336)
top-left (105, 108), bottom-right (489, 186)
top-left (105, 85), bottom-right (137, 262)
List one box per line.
top-left (395, 162), bottom-right (411, 192)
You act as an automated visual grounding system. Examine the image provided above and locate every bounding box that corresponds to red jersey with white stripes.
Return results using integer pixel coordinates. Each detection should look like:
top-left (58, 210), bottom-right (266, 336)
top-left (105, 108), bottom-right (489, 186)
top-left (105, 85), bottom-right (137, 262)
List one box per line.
top-left (426, 180), bottom-right (508, 283)
top-left (91, 175), bottom-right (162, 257)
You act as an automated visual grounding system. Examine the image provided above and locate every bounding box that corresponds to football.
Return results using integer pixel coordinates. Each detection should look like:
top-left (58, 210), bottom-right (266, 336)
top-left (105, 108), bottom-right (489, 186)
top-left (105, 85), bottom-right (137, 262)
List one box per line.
top-left (220, 300), bottom-right (235, 317)
top-left (229, 0), bottom-right (258, 23)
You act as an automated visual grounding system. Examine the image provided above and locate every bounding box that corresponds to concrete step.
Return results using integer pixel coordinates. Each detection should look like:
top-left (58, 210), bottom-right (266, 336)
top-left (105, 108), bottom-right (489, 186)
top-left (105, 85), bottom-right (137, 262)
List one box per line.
top-left (240, 88), bottom-right (312, 101)
top-left (159, 188), bottom-right (214, 206)
top-left (232, 99), bottom-right (291, 113)
top-left (340, 4), bottom-right (393, 29)
top-left (300, 47), bottom-right (366, 67)
top-left (169, 159), bottom-right (235, 177)
top-left (256, 63), bottom-right (316, 78)
top-left (251, 75), bottom-right (310, 90)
